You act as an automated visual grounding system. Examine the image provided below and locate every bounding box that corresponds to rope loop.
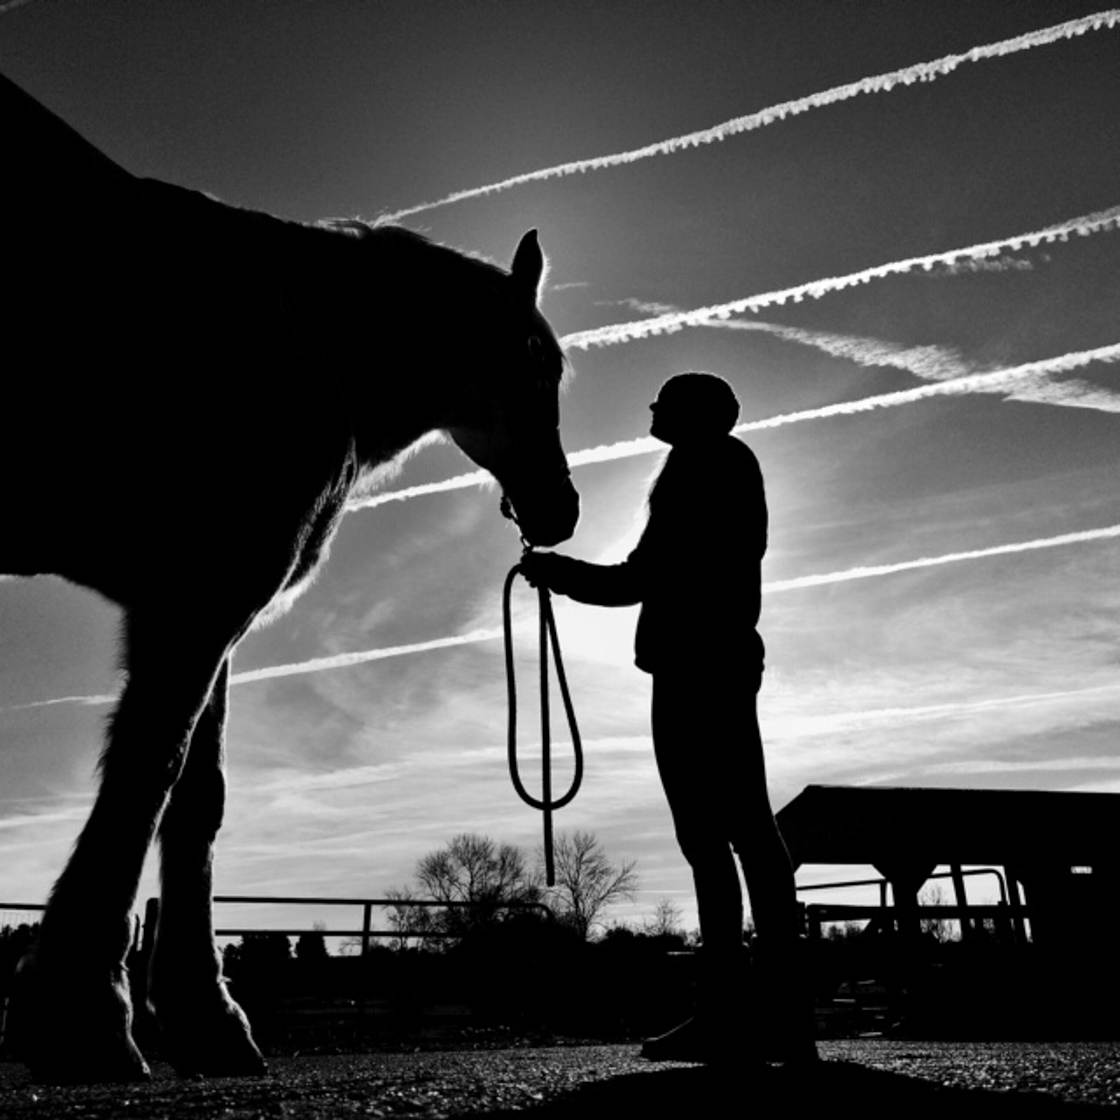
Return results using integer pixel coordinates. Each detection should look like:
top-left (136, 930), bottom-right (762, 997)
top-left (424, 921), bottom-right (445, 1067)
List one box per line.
top-left (503, 557), bottom-right (583, 886)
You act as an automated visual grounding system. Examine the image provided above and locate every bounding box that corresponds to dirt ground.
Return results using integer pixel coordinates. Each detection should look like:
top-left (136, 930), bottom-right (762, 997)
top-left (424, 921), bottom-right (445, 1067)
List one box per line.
top-left (2, 1040), bottom-right (1119, 1118)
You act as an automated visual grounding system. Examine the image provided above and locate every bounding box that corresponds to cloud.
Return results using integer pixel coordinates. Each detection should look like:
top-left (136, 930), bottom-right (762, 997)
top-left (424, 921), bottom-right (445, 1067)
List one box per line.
top-left (1002, 376), bottom-right (1120, 412)
top-left (937, 255), bottom-right (1035, 275)
top-left (347, 341), bottom-right (1120, 512)
top-left (768, 682), bottom-right (1120, 739)
top-left (0, 806), bottom-right (88, 832)
top-left (598, 297), bottom-right (681, 317)
top-left (708, 317), bottom-right (969, 379)
top-left (756, 531), bottom-right (1120, 798)
top-left (709, 317), bottom-right (1120, 412)
top-left (378, 11), bottom-right (1120, 221)
top-left (13, 519), bottom-right (1116, 710)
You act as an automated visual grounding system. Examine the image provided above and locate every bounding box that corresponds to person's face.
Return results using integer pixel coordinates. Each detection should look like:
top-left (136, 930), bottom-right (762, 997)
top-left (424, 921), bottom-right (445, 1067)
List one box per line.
top-left (649, 395), bottom-right (686, 444)
top-left (649, 393), bottom-right (702, 445)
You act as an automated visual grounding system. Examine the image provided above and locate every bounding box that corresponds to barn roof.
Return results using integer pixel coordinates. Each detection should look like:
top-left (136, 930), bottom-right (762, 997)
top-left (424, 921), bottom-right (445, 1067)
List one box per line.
top-left (775, 785), bottom-right (1120, 871)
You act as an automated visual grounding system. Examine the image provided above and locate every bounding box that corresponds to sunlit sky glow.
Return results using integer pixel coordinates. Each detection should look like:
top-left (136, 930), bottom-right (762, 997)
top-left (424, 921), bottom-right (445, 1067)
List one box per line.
top-left (1, 1), bottom-right (1118, 937)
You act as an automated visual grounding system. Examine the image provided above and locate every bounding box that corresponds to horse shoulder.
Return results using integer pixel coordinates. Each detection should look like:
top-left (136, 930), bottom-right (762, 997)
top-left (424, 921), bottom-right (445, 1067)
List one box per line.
top-left (249, 447), bottom-right (359, 627)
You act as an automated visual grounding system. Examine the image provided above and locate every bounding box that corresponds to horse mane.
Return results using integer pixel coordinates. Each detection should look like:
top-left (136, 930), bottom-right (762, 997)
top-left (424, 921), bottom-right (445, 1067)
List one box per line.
top-left (320, 219), bottom-right (508, 278)
top-left (321, 220), bottom-right (570, 387)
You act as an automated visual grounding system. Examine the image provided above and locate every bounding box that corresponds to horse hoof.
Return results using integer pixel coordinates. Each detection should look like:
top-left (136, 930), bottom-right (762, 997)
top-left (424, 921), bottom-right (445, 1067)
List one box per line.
top-left (168, 1028), bottom-right (268, 1080)
top-left (168, 1038), bottom-right (268, 1079)
top-left (6, 954), bottom-right (153, 1084)
top-left (153, 987), bottom-right (267, 1078)
top-left (175, 1050), bottom-right (268, 1079)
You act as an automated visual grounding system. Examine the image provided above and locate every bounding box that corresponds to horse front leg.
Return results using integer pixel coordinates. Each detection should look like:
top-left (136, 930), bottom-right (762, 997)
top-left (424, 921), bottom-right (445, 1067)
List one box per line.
top-left (148, 657), bottom-right (265, 1077)
top-left (8, 616), bottom-right (233, 1084)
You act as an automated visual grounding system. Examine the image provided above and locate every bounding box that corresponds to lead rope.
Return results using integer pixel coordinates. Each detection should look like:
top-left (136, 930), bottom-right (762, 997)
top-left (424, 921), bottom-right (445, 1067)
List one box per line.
top-left (502, 549), bottom-right (583, 887)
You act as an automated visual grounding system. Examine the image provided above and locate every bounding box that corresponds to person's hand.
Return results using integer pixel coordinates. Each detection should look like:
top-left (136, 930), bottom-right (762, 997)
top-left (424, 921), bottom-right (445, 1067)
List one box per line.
top-left (518, 550), bottom-right (566, 590)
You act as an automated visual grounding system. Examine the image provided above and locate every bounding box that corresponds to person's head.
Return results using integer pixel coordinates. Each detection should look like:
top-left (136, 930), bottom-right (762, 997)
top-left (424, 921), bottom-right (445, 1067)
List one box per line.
top-left (648, 371), bottom-right (740, 446)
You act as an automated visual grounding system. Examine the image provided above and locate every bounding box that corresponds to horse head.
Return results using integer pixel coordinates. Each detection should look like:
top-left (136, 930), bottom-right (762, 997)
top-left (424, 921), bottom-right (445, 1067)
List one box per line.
top-left (446, 229), bottom-right (579, 548)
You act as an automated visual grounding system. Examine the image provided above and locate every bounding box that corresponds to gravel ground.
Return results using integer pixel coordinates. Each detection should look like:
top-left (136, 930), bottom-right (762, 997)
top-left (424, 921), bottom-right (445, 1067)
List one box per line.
top-left (2, 1040), bottom-right (1119, 1118)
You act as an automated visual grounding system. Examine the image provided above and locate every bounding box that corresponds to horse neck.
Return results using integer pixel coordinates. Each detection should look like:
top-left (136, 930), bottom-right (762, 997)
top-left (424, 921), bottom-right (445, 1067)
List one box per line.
top-left (344, 228), bottom-right (500, 470)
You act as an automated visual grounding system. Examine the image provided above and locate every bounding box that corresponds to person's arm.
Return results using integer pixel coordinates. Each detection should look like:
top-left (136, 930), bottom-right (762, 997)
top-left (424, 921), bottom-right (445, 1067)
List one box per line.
top-left (518, 549), bottom-right (644, 606)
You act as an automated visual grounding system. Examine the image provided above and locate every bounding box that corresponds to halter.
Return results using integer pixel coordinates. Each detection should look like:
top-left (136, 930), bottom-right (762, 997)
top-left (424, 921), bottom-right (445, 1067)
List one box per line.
top-left (500, 499), bottom-right (583, 887)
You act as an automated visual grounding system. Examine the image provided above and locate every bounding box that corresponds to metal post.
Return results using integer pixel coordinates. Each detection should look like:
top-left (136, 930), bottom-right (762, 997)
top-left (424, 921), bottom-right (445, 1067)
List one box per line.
top-left (358, 902), bottom-right (373, 1019)
top-left (949, 864), bottom-right (974, 941)
top-left (1006, 866), bottom-right (1027, 945)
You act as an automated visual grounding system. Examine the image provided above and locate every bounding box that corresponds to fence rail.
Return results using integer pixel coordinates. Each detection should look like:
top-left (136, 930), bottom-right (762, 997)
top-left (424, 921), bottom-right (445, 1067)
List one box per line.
top-left (797, 866), bottom-right (1029, 942)
top-left (143, 895), bottom-right (554, 961)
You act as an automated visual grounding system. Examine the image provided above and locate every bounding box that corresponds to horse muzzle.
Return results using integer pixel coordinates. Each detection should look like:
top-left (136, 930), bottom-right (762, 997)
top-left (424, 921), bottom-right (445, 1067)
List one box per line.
top-left (501, 479), bottom-right (579, 548)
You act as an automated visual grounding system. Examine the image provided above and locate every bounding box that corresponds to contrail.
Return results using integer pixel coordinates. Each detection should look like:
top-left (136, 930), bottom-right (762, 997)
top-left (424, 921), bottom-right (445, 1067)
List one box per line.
top-left (2, 692), bottom-right (119, 711)
top-left (349, 342), bottom-right (1120, 511)
top-left (706, 319), bottom-right (1120, 412)
top-left (804, 681), bottom-right (1120, 727)
top-left (560, 204), bottom-right (1120, 351)
top-left (349, 469), bottom-right (492, 510)
top-left (765, 525), bottom-right (1120, 593)
top-left (230, 627), bottom-right (505, 685)
top-left (7, 523), bottom-right (1118, 709)
top-left (378, 11), bottom-right (1120, 221)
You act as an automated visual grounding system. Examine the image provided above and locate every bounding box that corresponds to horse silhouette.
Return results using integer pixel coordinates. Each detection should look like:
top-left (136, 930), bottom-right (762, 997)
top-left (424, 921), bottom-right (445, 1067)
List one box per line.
top-left (0, 73), bottom-right (579, 1082)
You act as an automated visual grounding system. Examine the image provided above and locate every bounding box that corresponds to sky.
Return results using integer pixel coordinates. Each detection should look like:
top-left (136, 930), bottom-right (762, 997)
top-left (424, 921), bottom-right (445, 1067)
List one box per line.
top-left (1, 1), bottom-right (1118, 941)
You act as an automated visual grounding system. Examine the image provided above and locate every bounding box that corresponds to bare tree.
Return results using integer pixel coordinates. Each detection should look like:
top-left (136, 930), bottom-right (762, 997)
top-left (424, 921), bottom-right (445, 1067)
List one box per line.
top-left (412, 833), bottom-right (542, 937)
top-left (384, 886), bottom-right (437, 951)
top-left (641, 897), bottom-right (684, 939)
top-left (918, 881), bottom-right (958, 943)
top-left (543, 831), bottom-right (638, 940)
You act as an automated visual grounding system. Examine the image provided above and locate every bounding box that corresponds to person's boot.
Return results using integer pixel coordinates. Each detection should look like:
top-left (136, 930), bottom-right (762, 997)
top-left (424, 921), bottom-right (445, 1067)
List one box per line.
top-left (641, 948), bottom-right (761, 1065)
top-left (640, 1014), bottom-right (715, 1062)
top-left (750, 936), bottom-right (819, 1065)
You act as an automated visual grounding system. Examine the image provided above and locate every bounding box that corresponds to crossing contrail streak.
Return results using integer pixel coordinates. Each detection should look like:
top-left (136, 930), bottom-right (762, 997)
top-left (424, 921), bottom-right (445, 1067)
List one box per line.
top-left (7, 524), bottom-right (1117, 709)
top-left (809, 681), bottom-right (1120, 726)
top-left (348, 342), bottom-right (1120, 511)
top-left (378, 10), bottom-right (1120, 222)
top-left (230, 627), bottom-right (505, 685)
top-left (3, 692), bottom-right (119, 710)
top-left (706, 319), bottom-right (1120, 412)
top-left (764, 525), bottom-right (1120, 593)
top-left (560, 205), bottom-right (1120, 351)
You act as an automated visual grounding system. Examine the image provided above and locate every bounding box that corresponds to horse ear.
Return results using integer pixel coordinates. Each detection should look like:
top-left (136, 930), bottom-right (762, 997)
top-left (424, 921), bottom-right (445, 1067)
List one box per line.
top-left (510, 229), bottom-right (546, 302)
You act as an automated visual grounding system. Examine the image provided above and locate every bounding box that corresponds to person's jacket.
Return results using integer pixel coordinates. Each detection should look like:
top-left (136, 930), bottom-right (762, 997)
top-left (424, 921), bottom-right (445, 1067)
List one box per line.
top-left (546, 435), bottom-right (767, 673)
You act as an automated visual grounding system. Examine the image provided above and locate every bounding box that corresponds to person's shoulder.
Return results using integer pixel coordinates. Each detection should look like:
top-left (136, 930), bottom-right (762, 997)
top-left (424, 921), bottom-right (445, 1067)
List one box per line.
top-left (723, 434), bottom-right (762, 474)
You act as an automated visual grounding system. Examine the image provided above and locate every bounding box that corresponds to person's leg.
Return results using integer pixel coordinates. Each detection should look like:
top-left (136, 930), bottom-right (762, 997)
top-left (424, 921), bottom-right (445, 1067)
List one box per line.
top-left (729, 683), bottom-right (817, 1063)
top-left (643, 670), bottom-right (755, 1061)
top-left (729, 688), bottom-right (799, 942)
top-left (651, 671), bottom-right (746, 954)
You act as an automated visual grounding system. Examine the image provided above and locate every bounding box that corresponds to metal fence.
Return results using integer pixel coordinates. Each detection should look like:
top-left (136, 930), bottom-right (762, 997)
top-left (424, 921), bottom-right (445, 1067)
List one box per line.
top-left (797, 867), bottom-right (1030, 942)
top-left (142, 894), bottom-right (555, 960)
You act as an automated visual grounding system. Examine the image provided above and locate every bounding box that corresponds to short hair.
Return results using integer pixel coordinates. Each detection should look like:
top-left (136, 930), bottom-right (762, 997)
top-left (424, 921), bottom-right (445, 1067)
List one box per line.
top-left (656, 371), bottom-right (740, 433)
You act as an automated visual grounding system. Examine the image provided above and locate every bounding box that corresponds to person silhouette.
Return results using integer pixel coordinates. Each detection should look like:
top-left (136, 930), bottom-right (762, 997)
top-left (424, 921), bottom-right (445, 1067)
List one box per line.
top-left (519, 371), bottom-right (815, 1064)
